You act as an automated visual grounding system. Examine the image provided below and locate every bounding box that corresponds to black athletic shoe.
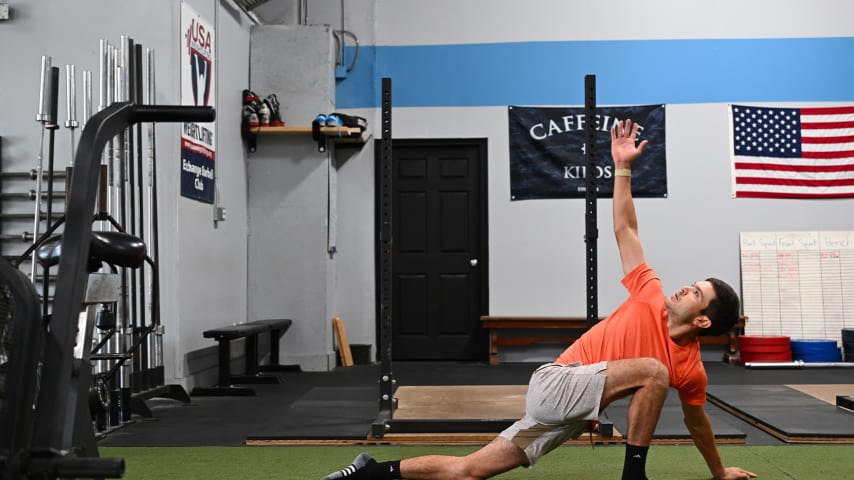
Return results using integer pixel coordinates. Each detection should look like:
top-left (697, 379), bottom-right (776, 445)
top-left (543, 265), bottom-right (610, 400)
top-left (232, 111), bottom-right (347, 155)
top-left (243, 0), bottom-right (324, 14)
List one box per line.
top-left (320, 452), bottom-right (376, 480)
top-left (241, 89), bottom-right (260, 152)
top-left (242, 89), bottom-right (260, 127)
top-left (264, 94), bottom-right (285, 126)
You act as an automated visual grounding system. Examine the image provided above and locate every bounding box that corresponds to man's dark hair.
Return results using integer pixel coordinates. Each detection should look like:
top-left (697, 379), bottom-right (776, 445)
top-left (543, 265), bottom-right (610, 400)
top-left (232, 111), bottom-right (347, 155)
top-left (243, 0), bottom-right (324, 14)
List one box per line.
top-left (699, 277), bottom-right (740, 336)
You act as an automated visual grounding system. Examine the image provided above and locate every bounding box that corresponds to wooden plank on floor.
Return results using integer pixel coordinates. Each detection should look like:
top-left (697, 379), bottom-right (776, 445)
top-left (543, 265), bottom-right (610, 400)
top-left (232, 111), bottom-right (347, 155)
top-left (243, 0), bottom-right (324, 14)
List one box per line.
top-left (246, 431), bottom-right (625, 446)
top-left (786, 384), bottom-right (854, 406)
top-left (246, 433), bottom-right (749, 447)
top-left (332, 317), bottom-right (353, 367)
top-left (394, 385), bottom-right (527, 420)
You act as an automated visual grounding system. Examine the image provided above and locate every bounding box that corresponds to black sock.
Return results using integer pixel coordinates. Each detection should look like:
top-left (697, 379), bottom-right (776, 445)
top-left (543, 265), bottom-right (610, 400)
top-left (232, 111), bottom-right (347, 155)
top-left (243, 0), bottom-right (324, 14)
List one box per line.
top-left (622, 444), bottom-right (649, 480)
top-left (343, 461), bottom-right (401, 480)
top-left (321, 453), bottom-right (378, 480)
top-left (365, 461), bottom-right (402, 480)
top-left (321, 455), bottom-right (401, 480)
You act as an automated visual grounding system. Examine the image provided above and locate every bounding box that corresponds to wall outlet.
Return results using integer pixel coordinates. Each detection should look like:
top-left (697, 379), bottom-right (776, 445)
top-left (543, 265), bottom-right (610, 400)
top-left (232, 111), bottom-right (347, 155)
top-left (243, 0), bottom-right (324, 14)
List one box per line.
top-left (214, 206), bottom-right (227, 222)
top-left (0, 4), bottom-right (10, 21)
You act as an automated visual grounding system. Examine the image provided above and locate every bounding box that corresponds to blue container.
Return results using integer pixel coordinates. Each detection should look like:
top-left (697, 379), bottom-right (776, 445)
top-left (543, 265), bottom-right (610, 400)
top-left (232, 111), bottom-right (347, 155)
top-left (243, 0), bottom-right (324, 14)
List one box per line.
top-left (790, 339), bottom-right (842, 362)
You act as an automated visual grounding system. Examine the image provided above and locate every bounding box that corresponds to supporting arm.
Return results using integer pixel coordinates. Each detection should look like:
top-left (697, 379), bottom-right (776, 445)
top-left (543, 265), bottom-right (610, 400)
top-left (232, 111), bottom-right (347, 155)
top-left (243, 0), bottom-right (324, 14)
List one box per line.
top-left (682, 403), bottom-right (757, 479)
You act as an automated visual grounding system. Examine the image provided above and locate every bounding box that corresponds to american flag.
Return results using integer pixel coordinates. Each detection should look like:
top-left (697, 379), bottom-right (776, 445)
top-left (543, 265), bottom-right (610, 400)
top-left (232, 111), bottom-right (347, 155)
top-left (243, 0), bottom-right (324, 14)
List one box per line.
top-left (730, 104), bottom-right (854, 198)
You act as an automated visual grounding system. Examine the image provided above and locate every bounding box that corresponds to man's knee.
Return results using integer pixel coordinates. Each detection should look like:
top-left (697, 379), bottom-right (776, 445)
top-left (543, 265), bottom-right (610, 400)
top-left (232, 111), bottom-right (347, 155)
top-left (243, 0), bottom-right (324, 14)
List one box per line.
top-left (636, 357), bottom-right (668, 388)
top-left (457, 460), bottom-right (493, 480)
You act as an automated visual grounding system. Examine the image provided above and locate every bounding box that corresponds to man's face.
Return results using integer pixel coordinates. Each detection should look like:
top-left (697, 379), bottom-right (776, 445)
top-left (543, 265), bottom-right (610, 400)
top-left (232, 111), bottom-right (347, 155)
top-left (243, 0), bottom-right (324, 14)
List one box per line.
top-left (666, 281), bottom-right (716, 322)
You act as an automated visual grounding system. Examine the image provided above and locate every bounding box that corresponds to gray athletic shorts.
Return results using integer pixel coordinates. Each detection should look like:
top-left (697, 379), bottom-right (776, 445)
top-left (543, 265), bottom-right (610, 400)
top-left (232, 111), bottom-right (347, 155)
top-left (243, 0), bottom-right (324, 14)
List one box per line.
top-left (498, 361), bottom-right (608, 466)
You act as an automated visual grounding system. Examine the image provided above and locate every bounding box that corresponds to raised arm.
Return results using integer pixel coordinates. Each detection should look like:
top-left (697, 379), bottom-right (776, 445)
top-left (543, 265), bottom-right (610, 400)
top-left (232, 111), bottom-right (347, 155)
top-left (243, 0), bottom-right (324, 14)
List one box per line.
top-left (611, 119), bottom-right (648, 275)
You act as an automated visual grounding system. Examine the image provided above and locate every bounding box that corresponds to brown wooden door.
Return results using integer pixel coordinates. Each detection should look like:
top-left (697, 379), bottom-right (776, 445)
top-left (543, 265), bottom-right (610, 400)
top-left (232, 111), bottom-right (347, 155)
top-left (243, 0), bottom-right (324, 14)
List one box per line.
top-left (376, 139), bottom-right (488, 360)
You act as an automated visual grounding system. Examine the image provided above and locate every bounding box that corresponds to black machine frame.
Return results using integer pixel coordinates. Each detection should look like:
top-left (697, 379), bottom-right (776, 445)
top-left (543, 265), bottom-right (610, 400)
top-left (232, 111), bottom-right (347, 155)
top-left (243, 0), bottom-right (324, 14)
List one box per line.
top-left (584, 74), bottom-right (599, 328)
top-left (0, 102), bottom-right (214, 480)
top-left (373, 77), bottom-right (396, 437)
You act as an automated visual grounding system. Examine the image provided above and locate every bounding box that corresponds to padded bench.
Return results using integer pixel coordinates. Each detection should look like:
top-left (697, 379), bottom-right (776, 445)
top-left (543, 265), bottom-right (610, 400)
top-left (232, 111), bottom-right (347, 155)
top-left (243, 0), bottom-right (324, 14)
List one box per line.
top-left (190, 318), bottom-right (297, 397)
top-left (481, 315), bottom-right (747, 365)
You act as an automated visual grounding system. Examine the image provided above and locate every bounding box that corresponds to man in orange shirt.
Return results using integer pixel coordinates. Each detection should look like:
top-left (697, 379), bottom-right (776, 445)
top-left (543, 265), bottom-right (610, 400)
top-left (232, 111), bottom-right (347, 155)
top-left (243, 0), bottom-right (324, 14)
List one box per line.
top-left (321, 120), bottom-right (757, 480)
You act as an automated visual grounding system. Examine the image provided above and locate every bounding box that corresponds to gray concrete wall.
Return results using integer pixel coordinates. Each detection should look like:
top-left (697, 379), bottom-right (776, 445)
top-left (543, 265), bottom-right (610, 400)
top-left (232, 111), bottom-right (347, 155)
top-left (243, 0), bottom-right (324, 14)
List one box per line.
top-left (247, 25), bottom-right (337, 370)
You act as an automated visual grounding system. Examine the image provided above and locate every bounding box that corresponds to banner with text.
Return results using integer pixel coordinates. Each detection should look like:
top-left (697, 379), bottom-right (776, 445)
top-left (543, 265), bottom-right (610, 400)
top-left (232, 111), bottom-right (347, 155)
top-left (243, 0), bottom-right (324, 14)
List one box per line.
top-left (180, 3), bottom-right (216, 204)
top-left (508, 105), bottom-right (667, 200)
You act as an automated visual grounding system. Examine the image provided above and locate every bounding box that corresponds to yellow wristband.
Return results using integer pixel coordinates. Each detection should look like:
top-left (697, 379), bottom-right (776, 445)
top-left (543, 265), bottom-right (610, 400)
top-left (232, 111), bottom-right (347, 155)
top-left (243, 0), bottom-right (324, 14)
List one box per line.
top-left (614, 168), bottom-right (632, 177)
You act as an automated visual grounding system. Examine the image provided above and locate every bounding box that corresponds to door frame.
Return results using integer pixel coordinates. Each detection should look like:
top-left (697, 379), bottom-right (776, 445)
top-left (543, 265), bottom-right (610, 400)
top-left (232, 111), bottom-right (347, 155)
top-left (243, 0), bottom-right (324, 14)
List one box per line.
top-left (374, 137), bottom-right (490, 361)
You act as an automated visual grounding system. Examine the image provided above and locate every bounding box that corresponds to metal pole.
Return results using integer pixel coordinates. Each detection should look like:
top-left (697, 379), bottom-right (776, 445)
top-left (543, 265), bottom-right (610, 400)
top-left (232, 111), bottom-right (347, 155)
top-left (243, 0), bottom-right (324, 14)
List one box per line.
top-left (31, 55), bottom-right (51, 281)
top-left (99, 40), bottom-right (107, 113)
top-left (65, 64), bottom-right (79, 165)
top-left (97, 39), bottom-right (109, 239)
top-left (745, 361), bottom-right (854, 369)
top-left (146, 47), bottom-right (164, 384)
top-left (123, 37), bottom-right (142, 392)
top-left (106, 43), bottom-right (115, 220)
top-left (82, 70), bottom-right (92, 131)
top-left (42, 66), bottom-right (60, 318)
top-left (117, 34), bottom-right (132, 419)
top-left (132, 42), bottom-right (150, 389)
top-left (584, 74), bottom-right (599, 329)
top-left (372, 77), bottom-right (395, 438)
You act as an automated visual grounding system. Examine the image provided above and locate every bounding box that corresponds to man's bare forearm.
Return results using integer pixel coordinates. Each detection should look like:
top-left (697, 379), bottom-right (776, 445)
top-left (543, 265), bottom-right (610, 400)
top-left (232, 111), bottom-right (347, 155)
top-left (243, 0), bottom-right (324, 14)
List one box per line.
top-left (610, 120), bottom-right (647, 274)
top-left (612, 171), bottom-right (637, 238)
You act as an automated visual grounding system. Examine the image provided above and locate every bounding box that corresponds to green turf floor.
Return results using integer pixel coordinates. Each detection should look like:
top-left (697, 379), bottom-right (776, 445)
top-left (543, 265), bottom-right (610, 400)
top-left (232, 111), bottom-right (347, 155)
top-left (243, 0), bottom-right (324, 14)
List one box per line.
top-left (103, 444), bottom-right (854, 479)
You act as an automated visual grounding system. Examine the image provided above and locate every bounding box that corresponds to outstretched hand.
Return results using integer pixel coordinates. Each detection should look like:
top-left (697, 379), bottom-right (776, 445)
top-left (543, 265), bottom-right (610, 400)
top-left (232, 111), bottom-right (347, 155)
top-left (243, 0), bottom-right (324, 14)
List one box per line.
top-left (716, 466), bottom-right (758, 479)
top-left (610, 119), bottom-right (648, 168)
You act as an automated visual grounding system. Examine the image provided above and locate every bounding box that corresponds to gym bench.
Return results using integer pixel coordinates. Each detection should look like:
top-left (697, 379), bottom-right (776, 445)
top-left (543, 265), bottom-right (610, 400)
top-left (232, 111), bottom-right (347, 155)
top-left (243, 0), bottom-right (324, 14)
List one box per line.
top-left (481, 315), bottom-right (747, 365)
top-left (480, 316), bottom-right (590, 366)
top-left (245, 318), bottom-right (301, 374)
top-left (190, 318), bottom-right (298, 396)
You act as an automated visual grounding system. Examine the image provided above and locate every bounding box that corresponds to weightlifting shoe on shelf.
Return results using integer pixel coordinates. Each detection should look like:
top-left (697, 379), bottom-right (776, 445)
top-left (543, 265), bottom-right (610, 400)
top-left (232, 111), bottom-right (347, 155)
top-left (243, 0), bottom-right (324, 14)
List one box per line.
top-left (325, 114), bottom-right (344, 135)
top-left (257, 101), bottom-right (271, 126)
top-left (264, 94), bottom-right (285, 126)
top-left (242, 89), bottom-right (260, 128)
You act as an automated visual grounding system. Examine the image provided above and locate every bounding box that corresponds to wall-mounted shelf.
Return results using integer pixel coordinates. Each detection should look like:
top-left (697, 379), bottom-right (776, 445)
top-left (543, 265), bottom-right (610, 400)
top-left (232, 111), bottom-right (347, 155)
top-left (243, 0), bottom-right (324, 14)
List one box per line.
top-left (250, 125), bottom-right (366, 145)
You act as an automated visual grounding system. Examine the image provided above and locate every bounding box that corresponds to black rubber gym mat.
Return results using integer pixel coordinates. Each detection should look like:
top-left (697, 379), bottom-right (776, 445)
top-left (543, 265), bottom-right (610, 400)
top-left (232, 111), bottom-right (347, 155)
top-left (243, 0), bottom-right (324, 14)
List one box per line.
top-left (606, 390), bottom-right (746, 442)
top-left (707, 385), bottom-right (854, 441)
top-left (247, 387), bottom-right (377, 440)
top-left (289, 385), bottom-right (377, 407)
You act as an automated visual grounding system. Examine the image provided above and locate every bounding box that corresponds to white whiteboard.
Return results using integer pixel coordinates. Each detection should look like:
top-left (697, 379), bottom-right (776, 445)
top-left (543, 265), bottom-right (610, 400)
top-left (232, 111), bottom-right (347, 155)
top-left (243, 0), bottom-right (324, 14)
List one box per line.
top-left (739, 231), bottom-right (854, 345)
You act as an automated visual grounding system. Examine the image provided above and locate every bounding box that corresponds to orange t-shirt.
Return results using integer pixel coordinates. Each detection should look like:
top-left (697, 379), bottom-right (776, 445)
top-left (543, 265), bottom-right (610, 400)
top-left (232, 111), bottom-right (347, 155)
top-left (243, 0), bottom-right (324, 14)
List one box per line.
top-left (555, 263), bottom-right (707, 405)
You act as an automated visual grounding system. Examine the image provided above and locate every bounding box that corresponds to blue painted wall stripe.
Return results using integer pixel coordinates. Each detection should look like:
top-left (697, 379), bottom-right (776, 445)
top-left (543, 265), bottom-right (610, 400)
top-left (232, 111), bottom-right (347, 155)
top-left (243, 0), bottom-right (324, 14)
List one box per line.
top-left (335, 37), bottom-right (854, 108)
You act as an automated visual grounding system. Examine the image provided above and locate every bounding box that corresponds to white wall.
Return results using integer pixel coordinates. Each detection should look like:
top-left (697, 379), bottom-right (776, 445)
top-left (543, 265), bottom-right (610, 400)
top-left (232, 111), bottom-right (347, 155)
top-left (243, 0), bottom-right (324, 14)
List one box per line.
top-left (307, 0), bottom-right (854, 362)
top-left (171, 0), bottom-right (251, 387)
top-left (3, 0), bottom-right (853, 375)
top-left (375, 0), bottom-right (854, 44)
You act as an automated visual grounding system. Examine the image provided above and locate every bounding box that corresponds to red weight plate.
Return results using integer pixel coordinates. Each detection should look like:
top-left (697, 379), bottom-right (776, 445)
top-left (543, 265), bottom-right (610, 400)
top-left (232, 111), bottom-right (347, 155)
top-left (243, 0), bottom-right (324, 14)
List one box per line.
top-left (738, 335), bottom-right (791, 346)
